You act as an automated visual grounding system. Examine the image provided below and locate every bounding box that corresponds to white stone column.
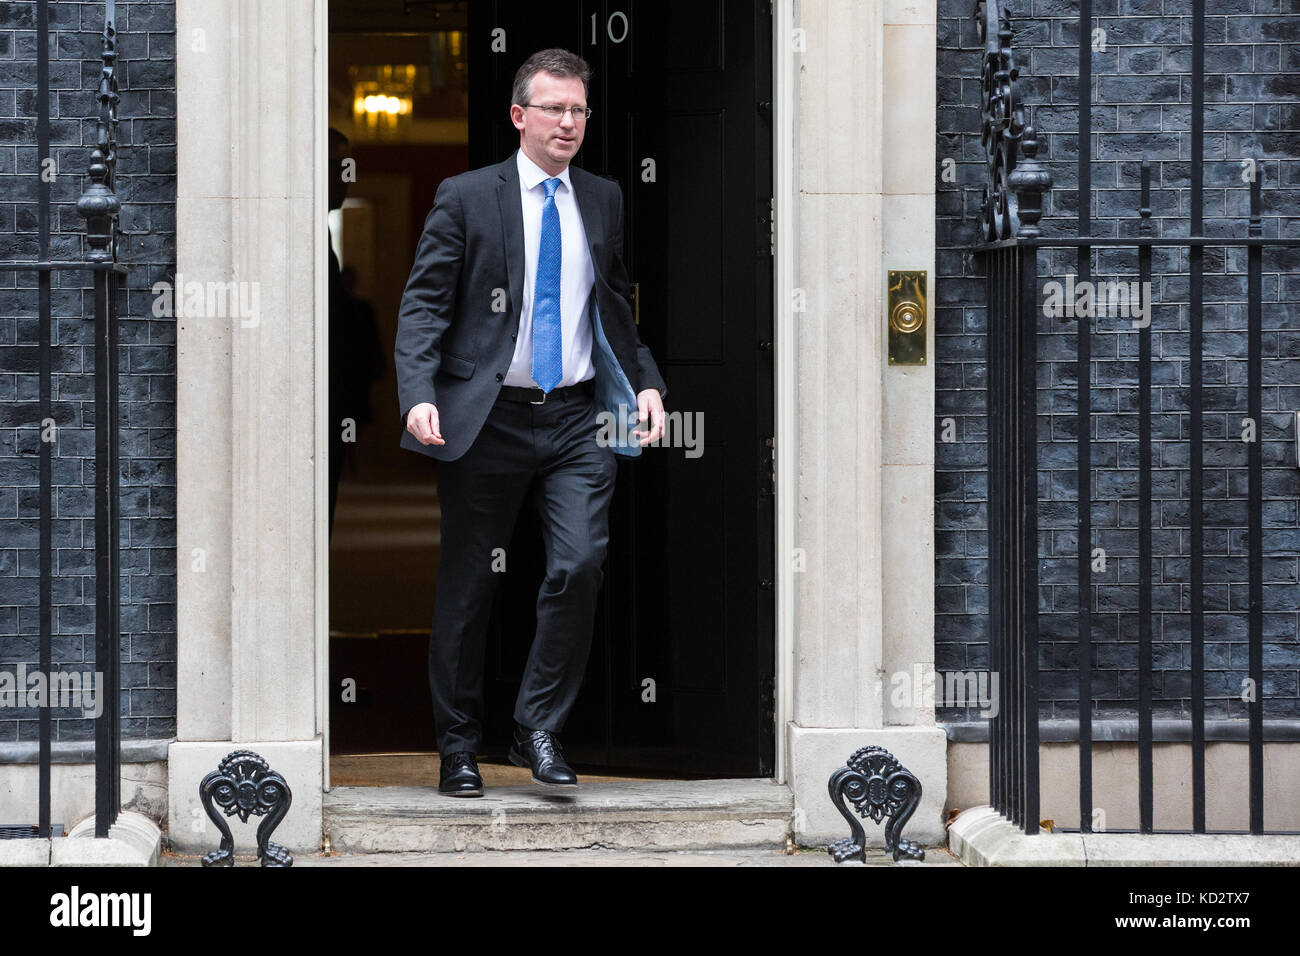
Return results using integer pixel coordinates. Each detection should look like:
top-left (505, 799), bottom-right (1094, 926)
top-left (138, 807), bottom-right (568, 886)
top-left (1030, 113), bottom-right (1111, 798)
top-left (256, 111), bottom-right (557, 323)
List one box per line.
top-left (787, 0), bottom-right (946, 847)
top-left (880, 1), bottom-right (939, 731)
top-left (169, 0), bottom-right (324, 854)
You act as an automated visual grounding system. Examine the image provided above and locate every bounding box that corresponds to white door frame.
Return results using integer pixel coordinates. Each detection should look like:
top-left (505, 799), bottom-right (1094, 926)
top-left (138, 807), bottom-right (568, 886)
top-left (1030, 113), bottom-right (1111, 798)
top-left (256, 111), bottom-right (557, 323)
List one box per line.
top-left (314, 0), bottom-right (798, 788)
top-left (772, 0), bottom-right (796, 785)
top-left (314, 0), bottom-right (332, 790)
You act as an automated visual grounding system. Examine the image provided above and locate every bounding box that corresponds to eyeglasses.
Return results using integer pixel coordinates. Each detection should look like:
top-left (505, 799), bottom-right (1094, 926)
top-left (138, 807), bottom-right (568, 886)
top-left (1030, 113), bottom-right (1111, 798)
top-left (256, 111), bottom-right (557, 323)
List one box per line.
top-left (522, 103), bottom-right (592, 121)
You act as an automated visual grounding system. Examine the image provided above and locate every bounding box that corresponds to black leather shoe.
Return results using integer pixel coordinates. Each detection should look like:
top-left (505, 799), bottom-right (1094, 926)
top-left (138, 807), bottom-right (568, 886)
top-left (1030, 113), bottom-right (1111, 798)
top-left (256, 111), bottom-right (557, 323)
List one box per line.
top-left (438, 751), bottom-right (483, 797)
top-left (508, 725), bottom-right (577, 790)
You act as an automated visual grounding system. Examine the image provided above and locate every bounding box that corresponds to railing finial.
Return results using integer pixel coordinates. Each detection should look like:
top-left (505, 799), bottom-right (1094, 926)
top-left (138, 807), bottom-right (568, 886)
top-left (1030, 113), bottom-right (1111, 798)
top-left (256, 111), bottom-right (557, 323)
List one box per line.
top-left (975, 0), bottom-right (1051, 241)
top-left (1008, 125), bottom-right (1051, 239)
top-left (76, 6), bottom-right (120, 263)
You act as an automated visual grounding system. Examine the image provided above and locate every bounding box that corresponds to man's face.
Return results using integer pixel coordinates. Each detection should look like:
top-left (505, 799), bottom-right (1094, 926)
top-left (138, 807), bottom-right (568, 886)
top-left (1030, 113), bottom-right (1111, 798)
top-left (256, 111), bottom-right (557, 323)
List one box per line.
top-left (511, 71), bottom-right (587, 175)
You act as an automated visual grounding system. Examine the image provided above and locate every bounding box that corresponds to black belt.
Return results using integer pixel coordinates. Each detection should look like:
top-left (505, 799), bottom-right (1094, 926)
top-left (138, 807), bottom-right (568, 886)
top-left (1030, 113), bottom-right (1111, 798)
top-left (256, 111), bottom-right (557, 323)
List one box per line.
top-left (497, 378), bottom-right (595, 405)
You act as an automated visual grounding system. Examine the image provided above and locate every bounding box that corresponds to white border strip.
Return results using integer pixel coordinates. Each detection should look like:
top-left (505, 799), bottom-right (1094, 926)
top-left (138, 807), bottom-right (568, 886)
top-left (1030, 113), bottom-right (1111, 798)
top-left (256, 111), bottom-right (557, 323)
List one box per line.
top-left (773, 0), bottom-right (796, 784)
top-left (314, 0), bottom-right (331, 791)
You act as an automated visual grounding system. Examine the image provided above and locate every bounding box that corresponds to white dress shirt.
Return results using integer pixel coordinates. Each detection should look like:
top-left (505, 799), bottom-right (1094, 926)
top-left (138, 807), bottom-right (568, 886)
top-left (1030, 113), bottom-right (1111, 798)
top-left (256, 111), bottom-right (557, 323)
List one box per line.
top-left (504, 147), bottom-right (596, 389)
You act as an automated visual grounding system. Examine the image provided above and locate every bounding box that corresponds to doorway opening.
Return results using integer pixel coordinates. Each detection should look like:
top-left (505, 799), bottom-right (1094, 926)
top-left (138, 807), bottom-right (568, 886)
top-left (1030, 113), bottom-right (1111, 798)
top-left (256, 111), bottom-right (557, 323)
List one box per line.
top-left (325, 0), bottom-right (775, 787)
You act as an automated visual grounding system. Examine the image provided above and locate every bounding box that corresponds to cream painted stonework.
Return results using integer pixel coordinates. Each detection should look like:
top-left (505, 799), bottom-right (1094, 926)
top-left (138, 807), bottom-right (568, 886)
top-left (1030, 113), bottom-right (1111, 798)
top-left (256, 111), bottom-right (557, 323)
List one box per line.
top-left (171, 0), bottom-right (325, 852)
top-left (162, 0), bottom-right (946, 854)
top-left (785, 0), bottom-right (944, 845)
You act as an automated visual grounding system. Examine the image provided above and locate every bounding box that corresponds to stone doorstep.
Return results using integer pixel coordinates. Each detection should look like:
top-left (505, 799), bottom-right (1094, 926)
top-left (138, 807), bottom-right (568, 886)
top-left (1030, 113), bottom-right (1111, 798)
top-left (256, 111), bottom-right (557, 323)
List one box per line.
top-left (948, 805), bottom-right (1300, 866)
top-left (325, 778), bottom-right (797, 853)
top-left (0, 811), bottom-right (162, 867)
top-left (162, 845), bottom-right (959, 866)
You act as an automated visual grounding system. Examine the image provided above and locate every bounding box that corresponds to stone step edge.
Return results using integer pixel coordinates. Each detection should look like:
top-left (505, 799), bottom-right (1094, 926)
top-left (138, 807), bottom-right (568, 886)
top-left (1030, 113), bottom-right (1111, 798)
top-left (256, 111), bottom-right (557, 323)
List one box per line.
top-left (326, 815), bottom-right (791, 854)
top-left (325, 806), bottom-right (793, 823)
top-left (948, 805), bottom-right (1300, 866)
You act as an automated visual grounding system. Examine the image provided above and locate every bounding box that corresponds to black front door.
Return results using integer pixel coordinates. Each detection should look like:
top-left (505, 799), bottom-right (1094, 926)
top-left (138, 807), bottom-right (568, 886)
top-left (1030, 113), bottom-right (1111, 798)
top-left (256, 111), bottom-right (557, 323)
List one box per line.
top-left (468, 0), bottom-right (774, 777)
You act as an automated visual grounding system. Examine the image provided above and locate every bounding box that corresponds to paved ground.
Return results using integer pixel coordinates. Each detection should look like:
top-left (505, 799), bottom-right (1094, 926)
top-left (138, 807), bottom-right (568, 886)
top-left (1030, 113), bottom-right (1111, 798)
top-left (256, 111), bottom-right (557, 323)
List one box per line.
top-left (161, 844), bottom-right (963, 867)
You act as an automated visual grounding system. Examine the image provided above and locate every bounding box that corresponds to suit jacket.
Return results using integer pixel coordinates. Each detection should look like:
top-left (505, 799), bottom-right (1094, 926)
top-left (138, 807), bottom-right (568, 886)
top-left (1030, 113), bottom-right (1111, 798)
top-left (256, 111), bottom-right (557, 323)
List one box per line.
top-left (394, 149), bottom-right (668, 462)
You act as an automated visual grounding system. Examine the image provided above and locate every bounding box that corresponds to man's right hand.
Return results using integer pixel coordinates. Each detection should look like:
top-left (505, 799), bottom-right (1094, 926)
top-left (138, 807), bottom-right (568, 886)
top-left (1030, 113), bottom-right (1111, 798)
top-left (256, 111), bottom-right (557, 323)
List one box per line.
top-left (406, 402), bottom-right (445, 446)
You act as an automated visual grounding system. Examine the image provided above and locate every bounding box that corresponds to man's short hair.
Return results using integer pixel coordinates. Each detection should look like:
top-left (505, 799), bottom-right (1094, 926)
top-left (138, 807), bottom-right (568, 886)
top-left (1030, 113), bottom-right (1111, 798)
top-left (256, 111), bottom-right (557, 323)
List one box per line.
top-left (511, 48), bottom-right (592, 107)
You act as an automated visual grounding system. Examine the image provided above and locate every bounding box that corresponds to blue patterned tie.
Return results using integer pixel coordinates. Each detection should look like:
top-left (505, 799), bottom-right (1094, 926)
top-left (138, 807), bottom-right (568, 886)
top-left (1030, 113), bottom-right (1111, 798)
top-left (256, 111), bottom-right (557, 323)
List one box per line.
top-left (531, 177), bottom-right (563, 393)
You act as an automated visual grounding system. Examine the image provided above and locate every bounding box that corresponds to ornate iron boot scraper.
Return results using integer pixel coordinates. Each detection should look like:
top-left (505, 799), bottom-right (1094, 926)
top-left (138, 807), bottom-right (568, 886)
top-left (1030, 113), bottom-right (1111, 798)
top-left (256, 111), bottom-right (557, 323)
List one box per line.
top-left (826, 745), bottom-right (925, 863)
top-left (199, 750), bottom-right (293, 867)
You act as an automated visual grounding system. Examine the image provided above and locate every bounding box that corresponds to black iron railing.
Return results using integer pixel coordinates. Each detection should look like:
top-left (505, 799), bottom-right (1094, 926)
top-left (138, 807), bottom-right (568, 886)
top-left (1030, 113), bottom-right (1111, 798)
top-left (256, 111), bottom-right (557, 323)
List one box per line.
top-left (970, 0), bottom-right (1300, 835)
top-left (0, 0), bottom-right (123, 840)
top-left (971, 0), bottom-right (1047, 838)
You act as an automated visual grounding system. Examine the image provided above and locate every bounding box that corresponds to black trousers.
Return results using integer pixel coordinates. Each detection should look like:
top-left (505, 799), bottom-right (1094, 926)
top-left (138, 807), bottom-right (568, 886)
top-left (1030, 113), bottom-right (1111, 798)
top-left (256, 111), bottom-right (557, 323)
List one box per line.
top-left (429, 383), bottom-right (617, 755)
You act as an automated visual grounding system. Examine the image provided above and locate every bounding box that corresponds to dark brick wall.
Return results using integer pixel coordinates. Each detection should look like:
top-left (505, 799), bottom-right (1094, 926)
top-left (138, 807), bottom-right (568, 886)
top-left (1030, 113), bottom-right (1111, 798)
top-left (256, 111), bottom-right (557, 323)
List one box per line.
top-left (0, 0), bottom-right (176, 744)
top-left (937, 0), bottom-right (1300, 724)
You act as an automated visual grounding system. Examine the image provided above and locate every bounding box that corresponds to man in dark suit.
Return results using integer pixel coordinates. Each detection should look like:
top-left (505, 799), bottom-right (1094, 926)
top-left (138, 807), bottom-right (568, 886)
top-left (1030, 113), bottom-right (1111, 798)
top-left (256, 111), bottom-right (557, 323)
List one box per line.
top-left (395, 49), bottom-right (667, 797)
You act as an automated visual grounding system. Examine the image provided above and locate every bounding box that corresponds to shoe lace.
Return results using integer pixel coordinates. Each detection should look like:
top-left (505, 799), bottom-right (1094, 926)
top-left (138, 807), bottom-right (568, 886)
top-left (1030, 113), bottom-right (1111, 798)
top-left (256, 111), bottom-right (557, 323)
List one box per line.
top-left (528, 730), bottom-right (564, 760)
top-left (445, 751), bottom-right (477, 772)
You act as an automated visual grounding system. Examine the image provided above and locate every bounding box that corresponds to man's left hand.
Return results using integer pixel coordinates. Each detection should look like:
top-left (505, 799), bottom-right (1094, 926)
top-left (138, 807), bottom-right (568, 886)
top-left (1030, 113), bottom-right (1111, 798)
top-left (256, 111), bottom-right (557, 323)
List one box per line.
top-left (632, 388), bottom-right (666, 445)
